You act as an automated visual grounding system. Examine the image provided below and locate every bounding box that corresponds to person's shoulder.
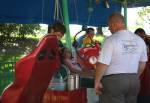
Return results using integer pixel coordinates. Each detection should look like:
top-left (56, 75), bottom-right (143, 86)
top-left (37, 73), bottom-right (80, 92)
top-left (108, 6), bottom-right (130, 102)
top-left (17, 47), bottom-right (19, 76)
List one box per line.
top-left (131, 32), bottom-right (146, 45)
top-left (102, 35), bottom-right (115, 45)
top-left (104, 30), bottom-right (126, 43)
top-left (131, 31), bottom-right (143, 40)
top-left (79, 35), bottom-right (86, 39)
top-left (105, 34), bottom-right (115, 41)
top-left (76, 35), bottom-right (85, 42)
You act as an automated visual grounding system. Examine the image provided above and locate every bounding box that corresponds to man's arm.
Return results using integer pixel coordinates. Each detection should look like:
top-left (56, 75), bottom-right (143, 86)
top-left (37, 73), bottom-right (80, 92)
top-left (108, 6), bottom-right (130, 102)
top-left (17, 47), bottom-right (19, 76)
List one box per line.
top-left (138, 61), bottom-right (146, 76)
top-left (95, 62), bottom-right (108, 94)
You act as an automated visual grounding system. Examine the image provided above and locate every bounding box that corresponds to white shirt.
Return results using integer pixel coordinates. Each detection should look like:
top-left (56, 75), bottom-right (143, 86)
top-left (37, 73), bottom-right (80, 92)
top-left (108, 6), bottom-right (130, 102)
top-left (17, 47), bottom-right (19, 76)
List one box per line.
top-left (98, 30), bottom-right (148, 75)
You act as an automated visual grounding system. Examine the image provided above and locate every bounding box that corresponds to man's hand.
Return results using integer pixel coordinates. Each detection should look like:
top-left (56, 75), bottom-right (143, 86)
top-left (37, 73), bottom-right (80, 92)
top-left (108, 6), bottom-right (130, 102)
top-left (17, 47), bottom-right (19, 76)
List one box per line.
top-left (95, 62), bottom-right (108, 95)
top-left (95, 81), bottom-right (103, 95)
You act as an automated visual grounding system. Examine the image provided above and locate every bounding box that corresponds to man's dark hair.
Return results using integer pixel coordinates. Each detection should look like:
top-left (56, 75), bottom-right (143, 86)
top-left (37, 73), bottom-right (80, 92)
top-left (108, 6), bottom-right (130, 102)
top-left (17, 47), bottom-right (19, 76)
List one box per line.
top-left (47, 22), bottom-right (66, 34)
top-left (52, 22), bottom-right (66, 34)
top-left (134, 28), bottom-right (145, 34)
top-left (86, 28), bottom-right (94, 34)
top-left (47, 25), bottom-right (52, 33)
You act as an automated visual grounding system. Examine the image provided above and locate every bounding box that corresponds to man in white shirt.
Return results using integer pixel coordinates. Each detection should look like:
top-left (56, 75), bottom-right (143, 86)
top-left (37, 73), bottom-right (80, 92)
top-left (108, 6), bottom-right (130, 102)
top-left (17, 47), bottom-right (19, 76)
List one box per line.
top-left (95, 12), bottom-right (148, 103)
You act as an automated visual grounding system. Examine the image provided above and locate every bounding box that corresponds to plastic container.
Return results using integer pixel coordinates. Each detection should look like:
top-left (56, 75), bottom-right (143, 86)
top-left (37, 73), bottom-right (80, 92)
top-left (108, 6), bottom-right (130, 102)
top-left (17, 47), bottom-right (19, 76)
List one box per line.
top-left (48, 72), bottom-right (66, 91)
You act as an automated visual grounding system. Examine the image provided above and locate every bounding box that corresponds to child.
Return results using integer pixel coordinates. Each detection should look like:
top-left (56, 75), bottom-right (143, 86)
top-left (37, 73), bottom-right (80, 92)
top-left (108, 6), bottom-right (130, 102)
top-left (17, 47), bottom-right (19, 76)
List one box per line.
top-left (63, 49), bottom-right (95, 77)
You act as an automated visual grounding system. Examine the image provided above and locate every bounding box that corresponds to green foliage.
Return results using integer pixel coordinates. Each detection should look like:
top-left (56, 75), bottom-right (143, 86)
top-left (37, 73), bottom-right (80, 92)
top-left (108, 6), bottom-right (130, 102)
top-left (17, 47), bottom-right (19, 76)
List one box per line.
top-left (0, 37), bottom-right (39, 94)
top-left (0, 37), bottom-right (39, 62)
top-left (0, 24), bottom-right (41, 61)
top-left (138, 6), bottom-right (150, 24)
top-left (0, 24), bottom-right (18, 37)
top-left (0, 61), bottom-right (15, 95)
top-left (0, 23), bottom-right (40, 38)
top-left (138, 6), bottom-right (150, 17)
top-left (17, 24), bottom-right (40, 38)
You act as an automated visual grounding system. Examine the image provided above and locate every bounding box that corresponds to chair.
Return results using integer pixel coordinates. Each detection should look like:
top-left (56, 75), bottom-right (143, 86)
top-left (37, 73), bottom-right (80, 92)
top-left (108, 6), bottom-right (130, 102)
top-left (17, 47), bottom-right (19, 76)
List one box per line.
top-left (1, 35), bottom-right (60, 103)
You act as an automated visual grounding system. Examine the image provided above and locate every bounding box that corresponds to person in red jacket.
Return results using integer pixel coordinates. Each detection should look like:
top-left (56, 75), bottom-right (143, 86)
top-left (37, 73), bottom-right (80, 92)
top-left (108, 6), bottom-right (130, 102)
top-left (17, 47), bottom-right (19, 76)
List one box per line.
top-left (135, 28), bottom-right (150, 103)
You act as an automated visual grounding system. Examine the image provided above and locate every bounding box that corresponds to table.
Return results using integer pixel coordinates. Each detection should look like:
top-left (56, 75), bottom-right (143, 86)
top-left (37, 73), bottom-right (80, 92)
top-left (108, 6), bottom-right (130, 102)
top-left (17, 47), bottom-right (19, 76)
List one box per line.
top-left (42, 89), bottom-right (87, 103)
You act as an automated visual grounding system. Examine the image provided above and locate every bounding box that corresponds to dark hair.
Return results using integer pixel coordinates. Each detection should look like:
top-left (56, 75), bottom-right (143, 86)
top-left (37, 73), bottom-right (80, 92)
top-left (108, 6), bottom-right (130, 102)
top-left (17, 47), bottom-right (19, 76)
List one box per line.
top-left (52, 22), bottom-right (66, 34)
top-left (47, 25), bottom-right (52, 33)
top-left (48, 22), bottom-right (66, 34)
top-left (134, 28), bottom-right (145, 34)
top-left (86, 28), bottom-right (94, 34)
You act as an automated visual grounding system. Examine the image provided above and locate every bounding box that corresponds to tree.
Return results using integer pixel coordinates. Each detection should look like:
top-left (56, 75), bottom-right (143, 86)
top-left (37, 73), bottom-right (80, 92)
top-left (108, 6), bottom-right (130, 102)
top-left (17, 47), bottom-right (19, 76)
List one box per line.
top-left (0, 23), bottom-right (40, 38)
top-left (138, 6), bottom-right (150, 25)
top-left (0, 24), bottom-right (41, 61)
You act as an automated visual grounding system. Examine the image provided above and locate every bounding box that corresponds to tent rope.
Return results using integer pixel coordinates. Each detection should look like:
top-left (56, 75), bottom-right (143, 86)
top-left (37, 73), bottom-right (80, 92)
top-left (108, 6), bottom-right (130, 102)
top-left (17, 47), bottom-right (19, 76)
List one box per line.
top-left (54, 0), bottom-right (63, 22)
top-left (74, 0), bottom-right (79, 23)
top-left (86, 0), bottom-right (94, 26)
top-left (41, 0), bottom-right (45, 23)
top-left (86, 12), bottom-right (92, 26)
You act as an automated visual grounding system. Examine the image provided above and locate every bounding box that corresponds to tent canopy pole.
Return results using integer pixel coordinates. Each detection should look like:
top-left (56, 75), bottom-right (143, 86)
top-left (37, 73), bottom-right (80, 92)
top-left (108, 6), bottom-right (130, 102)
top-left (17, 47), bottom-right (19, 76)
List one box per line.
top-left (123, 0), bottom-right (128, 28)
top-left (62, 0), bottom-right (72, 50)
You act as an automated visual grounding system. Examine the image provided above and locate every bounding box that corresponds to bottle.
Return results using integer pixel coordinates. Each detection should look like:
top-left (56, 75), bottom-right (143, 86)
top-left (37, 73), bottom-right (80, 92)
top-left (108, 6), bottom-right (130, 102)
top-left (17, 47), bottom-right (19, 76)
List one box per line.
top-left (67, 74), bottom-right (75, 91)
top-left (75, 74), bottom-right (80, 90)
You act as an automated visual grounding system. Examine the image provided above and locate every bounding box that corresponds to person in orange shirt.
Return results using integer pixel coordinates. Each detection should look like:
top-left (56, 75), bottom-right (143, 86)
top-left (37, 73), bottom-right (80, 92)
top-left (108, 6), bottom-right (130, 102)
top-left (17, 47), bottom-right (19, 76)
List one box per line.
top-left (76, 28), bottom-right (95, 48)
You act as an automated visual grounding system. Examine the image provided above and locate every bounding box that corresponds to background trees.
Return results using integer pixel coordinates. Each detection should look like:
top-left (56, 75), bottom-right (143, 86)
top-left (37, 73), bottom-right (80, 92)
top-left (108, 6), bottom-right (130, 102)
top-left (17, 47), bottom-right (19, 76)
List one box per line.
top-left (0, 24), bottom-right (40, 38)
top-left (0, 23), bottom-right (41, 61)
top-left (138, 6), bottom-right (150, 25)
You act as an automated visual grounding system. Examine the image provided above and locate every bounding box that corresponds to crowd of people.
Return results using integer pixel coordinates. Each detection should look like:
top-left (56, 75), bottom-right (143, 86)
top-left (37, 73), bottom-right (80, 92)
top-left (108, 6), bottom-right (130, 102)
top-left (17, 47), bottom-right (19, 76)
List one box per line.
top-left (46, 12), bottom-right (150, 103)
top-left (46, 22), bottom-right (95, 75)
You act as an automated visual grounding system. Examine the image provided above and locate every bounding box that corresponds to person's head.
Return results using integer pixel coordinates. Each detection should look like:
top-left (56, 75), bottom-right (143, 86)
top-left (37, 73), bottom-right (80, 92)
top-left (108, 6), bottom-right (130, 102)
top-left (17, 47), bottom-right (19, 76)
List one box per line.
top-left (134, 28), bottom-right (146, 39)
top-left (47, 25), bottom-right (53, 34)
top-left (108, 12), bottom-right (126, 34)
top-left (48, 22), bottom-right (66, 40)
top-left (86, 28), bottom-right (95, 38)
